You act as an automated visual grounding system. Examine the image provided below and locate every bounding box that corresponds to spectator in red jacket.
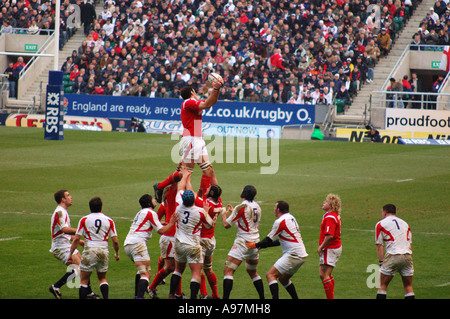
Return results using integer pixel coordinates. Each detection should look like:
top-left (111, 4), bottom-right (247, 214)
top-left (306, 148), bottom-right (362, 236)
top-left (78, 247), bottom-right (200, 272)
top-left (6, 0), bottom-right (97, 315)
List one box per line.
top-left (269, 49), bottom-right (286, 71)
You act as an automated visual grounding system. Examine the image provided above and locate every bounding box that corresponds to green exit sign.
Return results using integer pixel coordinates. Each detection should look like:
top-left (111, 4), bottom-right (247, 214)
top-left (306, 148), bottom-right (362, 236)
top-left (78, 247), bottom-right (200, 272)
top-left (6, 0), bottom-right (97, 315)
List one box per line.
top-left (24, 44), bottom-right (38, 51)
top-left (431, 61), bottom-right (441, 69)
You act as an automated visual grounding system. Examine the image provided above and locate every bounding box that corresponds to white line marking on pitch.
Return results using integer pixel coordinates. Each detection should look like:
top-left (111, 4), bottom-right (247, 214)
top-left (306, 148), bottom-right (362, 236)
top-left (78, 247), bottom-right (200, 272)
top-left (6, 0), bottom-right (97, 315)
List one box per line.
top-left (436, 282), bottom-right (450, 287)
top-left (0, 236), bottom-right (21, 242)
top-left (396, 179), bottom-right (414, 183)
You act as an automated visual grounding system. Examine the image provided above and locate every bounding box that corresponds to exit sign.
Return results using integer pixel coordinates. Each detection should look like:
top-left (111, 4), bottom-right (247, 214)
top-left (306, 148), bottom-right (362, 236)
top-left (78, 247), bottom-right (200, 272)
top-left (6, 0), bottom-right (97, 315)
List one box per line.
top-left (431, 61), bottom-right (441, 69)
top-left (24, 44), bottom-right (38, 51)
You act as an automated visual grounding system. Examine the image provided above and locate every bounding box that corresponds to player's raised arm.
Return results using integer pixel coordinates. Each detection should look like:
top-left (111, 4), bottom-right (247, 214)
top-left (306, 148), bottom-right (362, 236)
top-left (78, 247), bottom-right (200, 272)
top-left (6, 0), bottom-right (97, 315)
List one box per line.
top-left (198, 74), bottom-right (224, 110)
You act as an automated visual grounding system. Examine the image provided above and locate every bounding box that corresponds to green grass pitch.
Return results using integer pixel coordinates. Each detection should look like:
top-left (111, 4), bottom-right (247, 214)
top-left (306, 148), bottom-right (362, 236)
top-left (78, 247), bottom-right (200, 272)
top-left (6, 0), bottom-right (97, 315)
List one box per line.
top-left (0, 126), bottom-right (448, 299)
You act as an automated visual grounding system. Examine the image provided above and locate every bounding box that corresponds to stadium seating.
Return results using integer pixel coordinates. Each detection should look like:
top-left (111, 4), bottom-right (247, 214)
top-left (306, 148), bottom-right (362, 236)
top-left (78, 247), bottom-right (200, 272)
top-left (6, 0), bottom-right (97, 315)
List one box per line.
top-left (3, 0), bottom-right (426, 109)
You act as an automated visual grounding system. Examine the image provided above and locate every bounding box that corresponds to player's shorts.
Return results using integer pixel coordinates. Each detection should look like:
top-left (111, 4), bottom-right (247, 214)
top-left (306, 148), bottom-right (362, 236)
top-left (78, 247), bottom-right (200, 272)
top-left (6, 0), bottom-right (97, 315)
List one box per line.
top-left (380, 253), bottom-right (414, 277)
top-left (124, 242), bottom-right (150, 263)
top-left (159, 235), bottom-right (175, 259)
top-left (80, 247), bottom-right (109, 273)
top-left (319, 246), bottom-right (342, 267)
top-left (51, 247), bottom-right (79, 265)
top-left (174, 239), bottom-right (203, 264)
top-left (274, 253), bottom-right (306, 276)
top-left (180, 136), bottom-right (208, 162)
top-left (200, 237), bottom-right (216, 257)
top-left (227, 238), bottom-right (259, 261)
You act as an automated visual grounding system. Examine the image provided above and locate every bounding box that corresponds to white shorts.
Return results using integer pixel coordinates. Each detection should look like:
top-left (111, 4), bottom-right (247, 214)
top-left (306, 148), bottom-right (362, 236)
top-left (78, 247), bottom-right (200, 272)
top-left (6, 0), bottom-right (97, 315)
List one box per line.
top-left (80, 247), bottom-right (109, 273)
top-left (159, 235), bottom-right (175, 259)
top-left (124, 242), bottom-right (150, 263)
top-left (174, 239), bottom-right (203, 264)
top-left (319, 246), bottom-right (342, 267)
top-left (51, 247), bottom-right (79, 265)
top-left (380, 253), bottom-right (414, 277)
top-left (180, 136), bottom-right (208, 162)
top-left (200, 237), bottom-right (216, 257)
top-left (274, 253), bottom-right (306, 276)
top-left (227, 238), bottom-right (259, 261)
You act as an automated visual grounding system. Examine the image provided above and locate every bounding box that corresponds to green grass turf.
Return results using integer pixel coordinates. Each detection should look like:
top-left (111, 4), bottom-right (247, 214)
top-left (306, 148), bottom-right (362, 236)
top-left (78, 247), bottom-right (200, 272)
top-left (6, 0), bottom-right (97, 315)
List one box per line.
top-left (0, 126), bottom-right (448, 299)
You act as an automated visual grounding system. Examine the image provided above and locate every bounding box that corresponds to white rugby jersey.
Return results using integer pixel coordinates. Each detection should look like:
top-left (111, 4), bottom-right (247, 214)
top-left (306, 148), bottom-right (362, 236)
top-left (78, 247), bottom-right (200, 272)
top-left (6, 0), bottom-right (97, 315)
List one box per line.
top-left (175, 203), bottom-right (213, 246)
top-left (50, 205), bottom-right (72, 252)
top-left (226, 200), bottom-right (261, 243)
top-left (267, 213), bottom-right (308, 258)
top-left (124, 208), bottom-right (163, 246)
top-left (375, 215), bottom-right (412, 255)
top-left (76, 212), bottom-right (118, 249)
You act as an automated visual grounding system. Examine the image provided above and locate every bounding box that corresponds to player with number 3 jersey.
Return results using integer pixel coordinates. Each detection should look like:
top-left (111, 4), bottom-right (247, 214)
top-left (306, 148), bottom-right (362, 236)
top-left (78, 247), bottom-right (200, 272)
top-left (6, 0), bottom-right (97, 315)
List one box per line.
top-left (169, 189), bottom-right (215, 299)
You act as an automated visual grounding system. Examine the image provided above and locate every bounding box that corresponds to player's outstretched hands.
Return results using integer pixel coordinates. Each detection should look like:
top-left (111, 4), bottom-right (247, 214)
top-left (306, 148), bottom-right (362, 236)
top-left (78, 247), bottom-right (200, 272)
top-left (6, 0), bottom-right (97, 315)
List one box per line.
top-left (211, 75), bottom-right (224, 90)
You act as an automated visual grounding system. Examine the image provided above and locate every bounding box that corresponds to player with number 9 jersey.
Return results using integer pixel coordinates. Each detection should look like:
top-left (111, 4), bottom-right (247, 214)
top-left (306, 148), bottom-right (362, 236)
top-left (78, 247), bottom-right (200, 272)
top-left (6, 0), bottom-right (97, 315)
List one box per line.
top-left (76, 213), bottom-right (118, 249)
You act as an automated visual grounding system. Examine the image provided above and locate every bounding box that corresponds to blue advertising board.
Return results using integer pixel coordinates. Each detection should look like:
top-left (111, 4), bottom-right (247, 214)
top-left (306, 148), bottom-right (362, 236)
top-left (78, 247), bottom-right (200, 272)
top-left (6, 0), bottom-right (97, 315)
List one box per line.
top-left (45, 71), bottom-right (64, 140)
top-left (64, 94), bottom-right (315, 127)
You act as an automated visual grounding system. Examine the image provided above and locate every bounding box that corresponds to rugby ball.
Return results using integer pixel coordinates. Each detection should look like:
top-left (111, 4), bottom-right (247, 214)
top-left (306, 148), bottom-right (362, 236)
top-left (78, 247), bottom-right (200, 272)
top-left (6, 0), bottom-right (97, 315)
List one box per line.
top-left (208, 72), bottom-right (223, 84)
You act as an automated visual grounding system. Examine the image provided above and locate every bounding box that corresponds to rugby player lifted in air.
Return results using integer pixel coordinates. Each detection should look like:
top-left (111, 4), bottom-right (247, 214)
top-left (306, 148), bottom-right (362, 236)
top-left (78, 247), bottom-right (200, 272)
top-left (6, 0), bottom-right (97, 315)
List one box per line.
top-left (153, 73), bottom-right (224, 205)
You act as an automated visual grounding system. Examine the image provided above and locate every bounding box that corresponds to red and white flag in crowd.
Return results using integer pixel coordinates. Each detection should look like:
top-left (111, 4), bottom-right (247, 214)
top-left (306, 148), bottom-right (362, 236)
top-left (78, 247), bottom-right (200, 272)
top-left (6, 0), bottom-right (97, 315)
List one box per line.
top-left (439, 46), bottom-right (450, 72)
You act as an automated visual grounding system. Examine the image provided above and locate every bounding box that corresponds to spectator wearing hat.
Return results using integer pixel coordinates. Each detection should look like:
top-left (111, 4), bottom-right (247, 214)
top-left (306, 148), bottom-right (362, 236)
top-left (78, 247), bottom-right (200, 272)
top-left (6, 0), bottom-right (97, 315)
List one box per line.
top-left (429, 7), bottom-right (439, 24)
top-left (70, 65), bottom-right (80, 81)
top-left (315, 90), bottom-right (329, 105)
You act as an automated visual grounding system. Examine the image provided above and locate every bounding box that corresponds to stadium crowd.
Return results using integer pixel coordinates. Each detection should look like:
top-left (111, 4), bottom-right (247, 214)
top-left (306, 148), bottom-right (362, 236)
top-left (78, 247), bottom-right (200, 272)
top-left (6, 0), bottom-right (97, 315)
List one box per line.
top-left (3, 0), bottom-right (437, 106)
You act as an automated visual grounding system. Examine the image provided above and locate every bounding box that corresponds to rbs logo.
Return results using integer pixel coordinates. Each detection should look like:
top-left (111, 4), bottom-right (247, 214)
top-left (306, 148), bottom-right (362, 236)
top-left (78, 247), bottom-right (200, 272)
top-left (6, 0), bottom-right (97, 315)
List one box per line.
top-left (45, 89), bottom-right (63, 140)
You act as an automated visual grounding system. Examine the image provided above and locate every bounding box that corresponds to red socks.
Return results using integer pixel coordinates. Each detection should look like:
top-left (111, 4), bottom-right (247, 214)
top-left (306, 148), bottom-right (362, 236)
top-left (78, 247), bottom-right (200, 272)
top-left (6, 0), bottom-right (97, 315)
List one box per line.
top-left (200, 272), bottom-right (219, 298)
top-left (207, 272), bottom-right (219, 299)
top-left (200, 273), bottom-right (208, 296)
top-left (200, 175), bottom-right (211, 198)
top-left (149, 268), bottom-right (169, 291)
top-left (322, 276), bottom-right (334, 299)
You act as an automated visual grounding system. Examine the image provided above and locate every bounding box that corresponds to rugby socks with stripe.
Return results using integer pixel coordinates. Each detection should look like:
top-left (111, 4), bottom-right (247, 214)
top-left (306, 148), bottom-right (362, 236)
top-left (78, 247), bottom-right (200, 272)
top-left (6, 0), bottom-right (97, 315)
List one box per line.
top-left (53, 269), bottom-right (75, 289)
top-left (79, 284), bottom-right (90, 299)
top-left (190, 279), bottom-right (201, 299)
top-left (252, 276), bottom-right (265, 299)
top-left (100, 282), bottom-right (109, 299)
top-left (136, 277), bottom-right (149, 299)
top-left (170, 271), bottom-right (183, 297)
top-left (284, 281), bottom-right (298, 299)
top-left (223, 275), bottom-right (233, 299)
top-left (269, 280), bottom-right (279, 299)
top-left (322, 276), bottom-right (334, 299)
